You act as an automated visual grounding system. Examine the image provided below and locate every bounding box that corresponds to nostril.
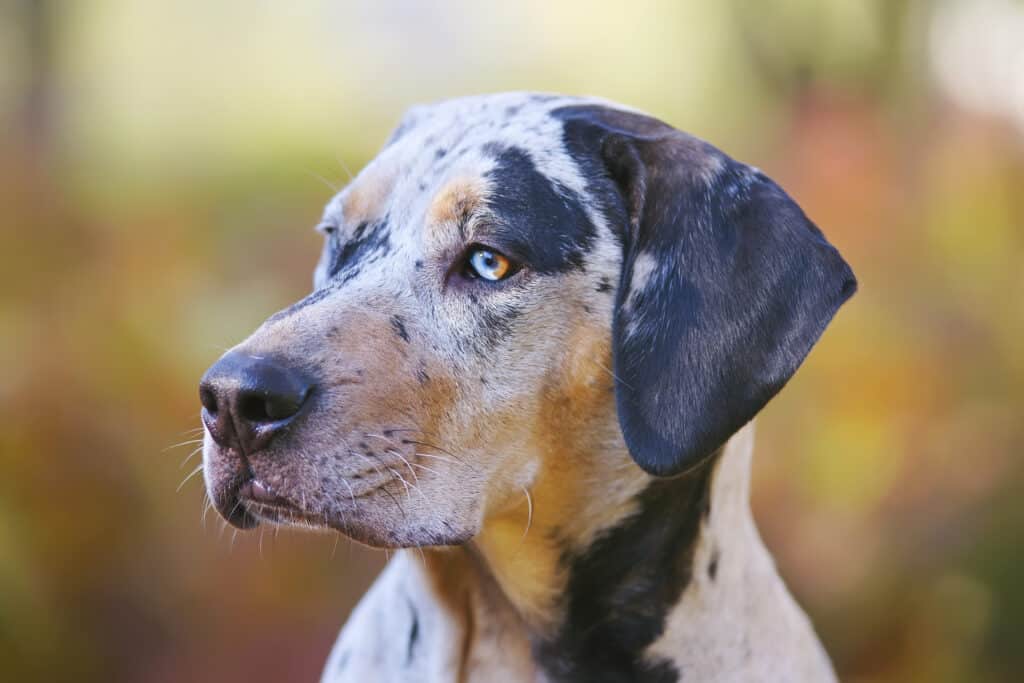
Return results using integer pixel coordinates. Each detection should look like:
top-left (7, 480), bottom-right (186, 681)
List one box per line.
top-left (199, 386), bottom-right (219, 414)
top-left (200, 351), bottom-right (313, 453)
top-left (264, 388), bottom-right (308, 420)
top-left (236, 387), bottom-right (308, 424)
top-left (237, 392), bottom-right (272, 423)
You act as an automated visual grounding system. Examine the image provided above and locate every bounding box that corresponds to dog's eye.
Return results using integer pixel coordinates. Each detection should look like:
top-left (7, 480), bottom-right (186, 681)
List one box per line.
top-left (464, 247), bottom-right (514, 282)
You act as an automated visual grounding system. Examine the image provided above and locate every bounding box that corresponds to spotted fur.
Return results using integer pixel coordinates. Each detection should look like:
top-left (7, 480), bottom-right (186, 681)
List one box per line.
top-left (200, 92), bottom-right (855, 682)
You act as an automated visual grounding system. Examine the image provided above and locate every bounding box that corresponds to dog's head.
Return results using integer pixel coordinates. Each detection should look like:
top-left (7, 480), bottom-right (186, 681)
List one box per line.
top-left (200, 93), bottom-right (855, 547)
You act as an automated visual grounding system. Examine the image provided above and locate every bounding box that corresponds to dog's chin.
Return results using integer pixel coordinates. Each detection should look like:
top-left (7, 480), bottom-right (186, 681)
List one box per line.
top-left (242, 500), bottom-right (333, 531)
top-left (243, 502), bottom-right (475, 549)
top-left (206, 474), bottom-right (261, 530)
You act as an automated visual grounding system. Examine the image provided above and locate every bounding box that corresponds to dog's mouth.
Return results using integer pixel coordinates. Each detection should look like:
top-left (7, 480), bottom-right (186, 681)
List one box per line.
top-left (210, 454), bottom-right (407, 531)
top-left (228, 478), bottom-right (330, 530)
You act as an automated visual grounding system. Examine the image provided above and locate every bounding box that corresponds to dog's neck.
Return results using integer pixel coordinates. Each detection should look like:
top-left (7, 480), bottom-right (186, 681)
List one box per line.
top-left (405, 422), bottom-right (833, 681)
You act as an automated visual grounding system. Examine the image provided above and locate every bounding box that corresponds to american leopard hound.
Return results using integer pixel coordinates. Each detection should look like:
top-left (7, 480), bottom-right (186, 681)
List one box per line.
top-left (199, 92), bottom-right (856, 682)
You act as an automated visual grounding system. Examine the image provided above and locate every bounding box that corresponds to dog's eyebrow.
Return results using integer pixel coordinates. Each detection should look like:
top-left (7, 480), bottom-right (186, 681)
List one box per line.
top-left (427, 177), bottom-right (486, 226)
top-left (424, 176), bottom-right (488, 245)
top-left (483, 145), bottom-right (596, 274)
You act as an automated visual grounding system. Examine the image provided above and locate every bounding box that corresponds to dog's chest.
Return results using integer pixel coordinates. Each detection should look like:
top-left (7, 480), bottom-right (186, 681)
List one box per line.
top-left (321, 553), bottom-right (535, 683)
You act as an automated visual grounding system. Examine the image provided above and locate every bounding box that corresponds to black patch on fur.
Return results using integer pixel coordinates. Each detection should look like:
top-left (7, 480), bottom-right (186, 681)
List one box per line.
top-left (390, 315), bottom-right (410, 342)
top-left (707, 549), bottom-right (720, 581)
top-left (415, 367), bottom-right (430, 385)
top-left (266, 281), bottom-right (339, 323)
top-left (325, 218), bottom-right (392, 284)
top-left (553, 104), bottom-right (857, 477)
top-left (405, 596), bottom-right (420, 665)
top-left (483, 146), bottom-right (596, 275)
top-left (533, 457), bottom-right (716, 683)
top-left (596, 276), bottom-right (614, 293)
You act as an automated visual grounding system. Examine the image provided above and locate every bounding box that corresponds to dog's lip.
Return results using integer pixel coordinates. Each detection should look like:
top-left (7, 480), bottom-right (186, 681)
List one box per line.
top-left (238, 478), bottom-right (293, 508)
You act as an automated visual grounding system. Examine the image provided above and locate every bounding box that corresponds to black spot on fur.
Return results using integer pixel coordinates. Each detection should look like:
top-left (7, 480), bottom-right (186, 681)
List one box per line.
top-left (325, 218), bottom-right (393, 284)
top-left (266, 282), bottom-right (338, 323)
top-left (597, 277), bottom-right (613, 293)
top-left (414, 259), bottom-right (424, 270)
top-left (391, 315), bottom-right (410, 342)
top-left (435, 147), bottom-right (447, 159)
top-left (483, 145), bottom-right (596, 275)
top-left (533, 455), bottom-right (717, 683)
top-left (708, 549), bottom-right (720, 581)
top-left (416, 367), bottom-right (430, 385)
top-left (405, 596), bottom-right (420, 665)
top-left (476, 298), bottom-right (524, 348)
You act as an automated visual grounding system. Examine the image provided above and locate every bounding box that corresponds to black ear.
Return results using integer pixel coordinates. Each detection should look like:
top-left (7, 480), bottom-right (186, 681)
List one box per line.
top-left (555, 105), bottom-right (857, 476)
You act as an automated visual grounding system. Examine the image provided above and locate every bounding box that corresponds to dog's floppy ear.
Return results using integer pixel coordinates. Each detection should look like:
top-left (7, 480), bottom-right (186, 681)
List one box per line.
top-left (556, 105), bottom-right (857, 476)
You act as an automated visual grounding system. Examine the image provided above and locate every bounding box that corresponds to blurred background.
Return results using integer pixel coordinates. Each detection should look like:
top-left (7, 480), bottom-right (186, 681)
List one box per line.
top-left (1, 1), bottom-right (1022, 681)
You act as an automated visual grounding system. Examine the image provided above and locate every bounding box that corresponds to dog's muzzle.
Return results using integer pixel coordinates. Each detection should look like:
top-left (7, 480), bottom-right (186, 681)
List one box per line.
top-left (199, 351), bottom-right (314, 526)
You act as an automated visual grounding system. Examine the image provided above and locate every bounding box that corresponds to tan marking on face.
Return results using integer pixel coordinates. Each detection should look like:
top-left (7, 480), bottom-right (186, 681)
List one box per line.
top-left (473, 312), bottom-right (648, 630)
top-left (426, 176), bottom-right (486, 239)
top-left (342, 163), bottom-right (397, 223)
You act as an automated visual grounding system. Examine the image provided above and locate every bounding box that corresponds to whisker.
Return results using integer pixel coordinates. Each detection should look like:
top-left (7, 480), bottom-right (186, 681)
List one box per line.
top-left (349, 450), bottom-right (384, 477)
top-left (335, 155), bottom-right (355, 182)
top-left (303, 167), bottom-right (340, 193)
top-left (384, 448), bottom-right (420, 486)
top-left (177, 463), bottom-right (205, 493)
top-left (400, 439), bottom-right (471, 466)
top-left (163, 438), bottom-right (204, 453)
top-left (593, 359), bottom-right (634, 391)
top-left (521, 486), bottom-right (534, 540)
top-left (180, 445), bottom-right (204, 468)
top-left (201, 491), bottom-right (213, 529)
top-left (340, 477), bottom-right (358, 509)
top-left (411, 452), bottom-right (463, 468)
top-left (409, 462), bottom-right (442, 477)
top-left (387, 468), bottom-right (413, 499)
top-left (366, 433), bottom-right (399, 446)
top-left (379, 484), bottom-right (405, 517)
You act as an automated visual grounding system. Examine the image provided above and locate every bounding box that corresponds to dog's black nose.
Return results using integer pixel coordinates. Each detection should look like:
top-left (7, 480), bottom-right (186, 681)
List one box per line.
top-left (199, 351), bottom-right (312, 454)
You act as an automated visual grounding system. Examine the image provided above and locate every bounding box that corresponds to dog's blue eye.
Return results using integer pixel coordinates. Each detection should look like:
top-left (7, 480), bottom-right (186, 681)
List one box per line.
top-left (465, 247), bottom-right (513, 282)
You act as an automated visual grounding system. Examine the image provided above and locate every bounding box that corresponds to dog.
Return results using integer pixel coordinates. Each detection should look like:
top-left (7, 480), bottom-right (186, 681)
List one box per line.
top-left (199, 92), bottom-right (856, 682)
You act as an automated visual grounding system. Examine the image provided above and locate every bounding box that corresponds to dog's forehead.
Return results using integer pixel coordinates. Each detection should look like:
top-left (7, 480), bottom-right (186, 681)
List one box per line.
top-left (321, 93), bottom-right (612, 230)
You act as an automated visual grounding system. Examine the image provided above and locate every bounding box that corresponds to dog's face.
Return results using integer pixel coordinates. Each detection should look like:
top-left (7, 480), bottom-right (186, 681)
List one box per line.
top-left (201, 93), bottom-right (855, 548)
